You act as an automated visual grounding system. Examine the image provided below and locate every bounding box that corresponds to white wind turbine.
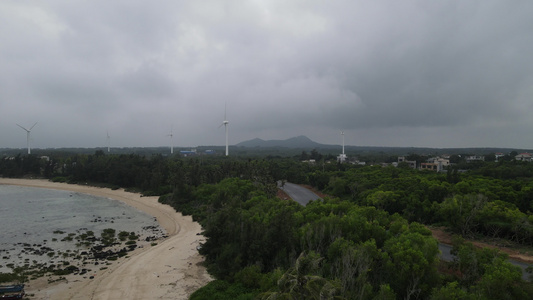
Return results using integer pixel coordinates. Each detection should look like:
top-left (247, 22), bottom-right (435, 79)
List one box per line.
top-left (167, 125), bottom-right (174, 154)
top-left (16, 122), bottom-right (37, 154)
top-left (218, 104), bottom-right (229, 156)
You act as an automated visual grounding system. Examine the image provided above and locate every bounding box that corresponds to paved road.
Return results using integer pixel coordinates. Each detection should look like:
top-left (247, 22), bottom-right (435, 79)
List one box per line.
top-left (438, 244), bottom-right (454, 262)
top-left (279, 182), bottom-right (531, 280)
top-left (278, 182), bottom-right (322, 206)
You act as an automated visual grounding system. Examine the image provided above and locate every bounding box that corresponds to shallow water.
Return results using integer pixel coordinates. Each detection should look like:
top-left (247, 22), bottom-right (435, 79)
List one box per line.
top-left (0, 185), bottom-right (165, 272)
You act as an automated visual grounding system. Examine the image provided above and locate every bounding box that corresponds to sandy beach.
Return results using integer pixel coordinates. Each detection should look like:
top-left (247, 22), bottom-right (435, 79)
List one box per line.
top-left (0, 178), bottom-right (212, 299)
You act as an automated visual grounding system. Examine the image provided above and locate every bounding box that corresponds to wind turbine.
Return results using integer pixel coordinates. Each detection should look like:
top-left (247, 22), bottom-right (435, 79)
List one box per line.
top-left (16, 122), bottom-right (37, 154)
top-left (167, 125), bottom-right (174, 154)
top-left (106, 130), bottom-right (111, 153)
top-left (218, 104), bottom-right (229, 156)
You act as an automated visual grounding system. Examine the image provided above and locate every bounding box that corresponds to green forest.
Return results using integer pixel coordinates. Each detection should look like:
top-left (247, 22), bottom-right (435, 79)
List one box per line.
top-left (2, 151), bottom-right (533, 299)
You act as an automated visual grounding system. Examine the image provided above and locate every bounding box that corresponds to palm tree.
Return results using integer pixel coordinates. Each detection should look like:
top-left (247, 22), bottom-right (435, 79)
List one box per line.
top-left (261, 252), bottom-right (344, 300)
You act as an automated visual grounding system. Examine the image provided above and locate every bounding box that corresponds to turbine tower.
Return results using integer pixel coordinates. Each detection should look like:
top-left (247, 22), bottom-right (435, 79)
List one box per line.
top-left (338, 130), bottom-right (347, 163)
top-left (16, 122), bottom-right (37, 154)
top-left (341, 130), bottom-right (345, 155)
top-left (219, 104), bottom-right (229, 156)
top-left (167, 125), bottom-right (174, 154)
top-left (106, 130), bottom-right (111, 153)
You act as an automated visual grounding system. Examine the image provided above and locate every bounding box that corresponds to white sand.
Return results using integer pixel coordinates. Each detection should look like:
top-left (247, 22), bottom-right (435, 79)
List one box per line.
top-left (0, 178), bottom-right (212, 299)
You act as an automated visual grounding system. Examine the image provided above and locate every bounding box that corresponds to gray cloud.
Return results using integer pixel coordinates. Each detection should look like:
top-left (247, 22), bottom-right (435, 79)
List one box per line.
top-left (1, 1), bottom-right (533, 150)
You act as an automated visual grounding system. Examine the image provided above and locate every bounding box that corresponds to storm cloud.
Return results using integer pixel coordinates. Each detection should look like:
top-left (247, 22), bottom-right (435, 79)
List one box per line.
top-left (1, 1), bottom-right (532, 149)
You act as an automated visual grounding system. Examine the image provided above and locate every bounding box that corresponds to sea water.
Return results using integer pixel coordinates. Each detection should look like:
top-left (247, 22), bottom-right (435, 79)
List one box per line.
top-left (0, 184), bottom-right (165, 273)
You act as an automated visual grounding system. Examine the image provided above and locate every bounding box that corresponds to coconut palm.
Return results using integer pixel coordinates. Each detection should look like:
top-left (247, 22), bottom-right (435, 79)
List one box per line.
top-left (261, 252), bottom-right (344, 300)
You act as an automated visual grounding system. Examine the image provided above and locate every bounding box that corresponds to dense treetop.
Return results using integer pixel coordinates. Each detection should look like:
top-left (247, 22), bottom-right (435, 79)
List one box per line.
top-left (2, 152), bottom-right (533, 298)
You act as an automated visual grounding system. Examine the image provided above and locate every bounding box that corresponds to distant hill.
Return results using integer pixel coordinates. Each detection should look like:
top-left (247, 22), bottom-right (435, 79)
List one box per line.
top-left (234, 136), bottom-right (531, 156)
top-left (236, 135), bottom-right (328, 148)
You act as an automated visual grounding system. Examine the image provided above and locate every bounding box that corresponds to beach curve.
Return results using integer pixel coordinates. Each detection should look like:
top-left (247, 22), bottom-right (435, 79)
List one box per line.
top-left (0, 178), bottom-right (212, 299)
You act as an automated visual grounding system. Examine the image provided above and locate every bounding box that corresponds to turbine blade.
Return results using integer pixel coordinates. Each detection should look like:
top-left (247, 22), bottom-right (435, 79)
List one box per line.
top-left (29, 122), bottom-right (37, 130)
top-left (16, 124), bottom-right (29, 131)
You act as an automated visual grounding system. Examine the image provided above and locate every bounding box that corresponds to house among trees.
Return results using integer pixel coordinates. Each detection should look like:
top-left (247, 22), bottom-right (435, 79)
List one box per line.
top-left (421, 157), bottom-right (450, 172)
top-left (395, 156), bottom-right (450, 172)
top-left (420, 162), bottom-right (439, 171)
top-left (466, 155), bottom-right (485, 163)
top-left (179, 149), bottom-right (197, 157)
top-left (515, 152), bottom-right (533, 162)
top-left (495, 152), bottom-right (505, 162)
top-left (397, 156), bottom-right (416, 169)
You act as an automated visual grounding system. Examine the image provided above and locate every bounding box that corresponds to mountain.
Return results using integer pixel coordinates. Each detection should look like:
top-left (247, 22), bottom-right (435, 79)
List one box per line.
top-left (234, 136), bottom-right (531, 155)
top-left (236, 135), bottom-right (327, 148)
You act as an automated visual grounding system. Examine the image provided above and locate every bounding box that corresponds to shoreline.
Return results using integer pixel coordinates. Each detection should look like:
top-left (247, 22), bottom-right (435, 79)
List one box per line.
top-left (0, 178), bottom-right (212, 299)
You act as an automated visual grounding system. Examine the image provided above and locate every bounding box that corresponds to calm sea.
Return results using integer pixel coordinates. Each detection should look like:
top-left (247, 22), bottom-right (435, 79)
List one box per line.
top-left (0, 184), bottom-right (165, 272)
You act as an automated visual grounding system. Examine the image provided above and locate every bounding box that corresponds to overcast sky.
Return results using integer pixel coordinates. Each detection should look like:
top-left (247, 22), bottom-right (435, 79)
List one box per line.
top-left (1, 1), bottom-right (533, 150)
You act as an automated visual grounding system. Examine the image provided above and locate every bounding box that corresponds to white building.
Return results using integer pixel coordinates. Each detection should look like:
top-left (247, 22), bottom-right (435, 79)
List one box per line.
top-left (516, 153), bottom-right (533, 162)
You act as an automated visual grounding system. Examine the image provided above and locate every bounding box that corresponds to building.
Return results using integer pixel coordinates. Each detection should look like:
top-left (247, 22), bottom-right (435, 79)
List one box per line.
top-left (397, 156), bottom-right (417, 169)
top-left (414, 157), bottom-right (450, 172)
top-left (495, 152), bottom-right (505, 162)
top-left (420, 163), bottom-right (439, 171)
top-left (466, 155), bottom-right (485, 163)
top-left (428, 157), bottom-right (450, 169)
top-left (179, 149), bottom-right (197, 157)
top-left (516, 153), bottom-right (533, 162)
